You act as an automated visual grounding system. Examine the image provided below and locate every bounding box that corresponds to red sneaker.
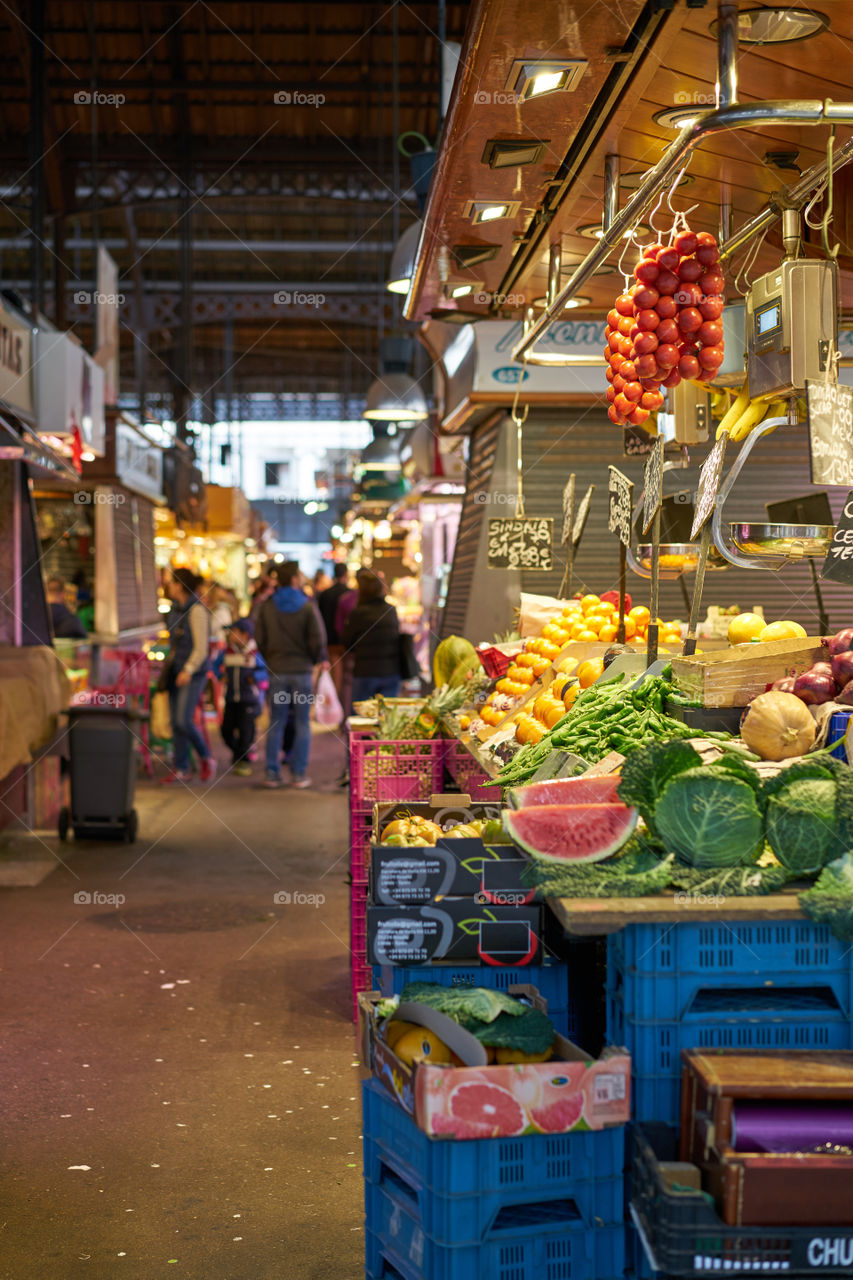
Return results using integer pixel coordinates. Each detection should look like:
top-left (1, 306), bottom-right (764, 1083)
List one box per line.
top-left (199, 758), bottom-right (217, 782)
top-left (160, 770), bottom-right (193, 786)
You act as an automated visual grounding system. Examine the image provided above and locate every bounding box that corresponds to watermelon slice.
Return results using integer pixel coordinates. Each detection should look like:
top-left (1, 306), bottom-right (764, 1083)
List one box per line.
top-left (504, 803), bottom-right (637, 864)
top-left (509, 775), bottom-right (622, 809)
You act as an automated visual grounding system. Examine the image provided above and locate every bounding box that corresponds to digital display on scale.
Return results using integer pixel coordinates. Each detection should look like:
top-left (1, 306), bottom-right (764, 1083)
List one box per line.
top-left (757, 301), bottom-right (782, 337)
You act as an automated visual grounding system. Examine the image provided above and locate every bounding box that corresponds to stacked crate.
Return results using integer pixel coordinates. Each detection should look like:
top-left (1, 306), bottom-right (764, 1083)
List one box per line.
top-left (363, 1078), bottom-right (626, 1280)
top-left (606, 920), bottom-right (853, 1127)
top-left (348, 733), bottom-right (447, 1019)
top-left (443, 739), bottom-right (499, 803)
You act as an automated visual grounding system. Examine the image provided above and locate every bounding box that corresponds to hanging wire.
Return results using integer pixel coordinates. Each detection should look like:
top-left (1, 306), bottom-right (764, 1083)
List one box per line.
top-left (510, 357), bottom-right (529, 517)
top-left (820, 125), bottom-right (839, 260)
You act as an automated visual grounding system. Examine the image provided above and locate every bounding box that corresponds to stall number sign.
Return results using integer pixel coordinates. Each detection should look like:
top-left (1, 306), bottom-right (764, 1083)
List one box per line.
top-left (487, 517), bottom-right (553, 571)
top-left (642, 436), bottom-right (664, 535)
top-left (821, 490), bottom-right (853, 585)
top-left (808, 379), bottom-right (853, 488)
top-left (608, 466), bottom-right (634, 546)
top-left (691, 434), bottom-right (727, 540)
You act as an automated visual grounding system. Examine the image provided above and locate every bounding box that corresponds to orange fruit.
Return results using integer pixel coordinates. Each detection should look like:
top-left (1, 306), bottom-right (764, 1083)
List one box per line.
top-left (570, 620), bottom-right (590, 640)
top-left (574, 629), bottom-right (599, 644)
top-left (561, 604), bottom-right (583, 618)
top-left (622, 616), bottom-right (637, 640)
top-left (511, 666), bottom-right (535, 685)
top-left (541, 622), bottom-right (562, 641)
top-left (530, 656), bottom-right (550, 677)
top-left (580, 594), bottom-right (601, 613)
top-left (583, 614), bottom-right (609, 635)
top-left (550, 627), bottom-right (570, 646)
top-left (599, 622), bottom-right (619, 643)
top-left (516, 652), bottom-right (537, 669)
top-left (562, 682), bottom-right (581, 710)
top-left (629, 605), bottom-right (650, 626)
top-left (544, 702), bottom-right (567, 730)
top-left (537, 640), bottom-right (559, 659)
top-left (577, 657), bottom-right (605, 688)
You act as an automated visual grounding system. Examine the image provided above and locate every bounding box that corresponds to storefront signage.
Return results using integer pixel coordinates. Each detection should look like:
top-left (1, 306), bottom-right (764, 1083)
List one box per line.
top-left (820, 491), bottom-right (853, 586)
top-left (487, 516), bottom-right (553, 571)
top-left (642, 436), bottom-right (664, 535)
top-left (115, 420), bottom-right (164, 503)
top-left (608, 467), bottom-right (634, 546)
top-left (808, 379), bottom-right (853, 488)
top-left (691, 434), bottom-right (728, 540)
top-left (0, 307), bottom-right (32, 416)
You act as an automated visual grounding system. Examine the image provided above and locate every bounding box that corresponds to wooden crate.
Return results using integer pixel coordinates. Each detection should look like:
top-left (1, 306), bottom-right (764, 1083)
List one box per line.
top-left (670, 637), bottom-right (828, 707)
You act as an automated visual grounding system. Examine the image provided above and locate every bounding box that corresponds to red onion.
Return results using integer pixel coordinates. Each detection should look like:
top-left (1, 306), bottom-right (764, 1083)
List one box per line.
top-left (829, 628), bottom-right (853, 657)
top-left (771, 677), bottom-right (797, 693)
top-left (831, 651), bottom-right (853, 687)
top-left (836, 680), bottom-right (853, 707)
top-left (793, 667), bottom-right (837, 705)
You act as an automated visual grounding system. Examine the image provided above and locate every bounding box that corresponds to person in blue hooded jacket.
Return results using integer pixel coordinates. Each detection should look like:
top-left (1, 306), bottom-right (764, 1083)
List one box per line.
top-left (255, 561), bottom-right (328, 788)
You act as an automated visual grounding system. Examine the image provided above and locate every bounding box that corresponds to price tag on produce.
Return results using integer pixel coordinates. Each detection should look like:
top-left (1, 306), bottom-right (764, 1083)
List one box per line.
top-left (808, 379), bottom-right (853, 488)
top-left (820, 490), bottom-right (853, 585)
top-left (608, 467), bottom-right (634, 546)
top-left (487, 517), bottom-right (553, 571)
top-left (642, 435), bottom-right (664, 535)
top-left (690, 434), bottom-right (727, 540)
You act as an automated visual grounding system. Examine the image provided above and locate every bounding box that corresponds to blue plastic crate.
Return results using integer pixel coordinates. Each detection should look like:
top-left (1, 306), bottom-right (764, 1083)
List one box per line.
top-left (362, 1079), bottom-right (626, 1200)
top-left (373, 962), bottom-right (575, 1039)
top-left (607, 986), bottom-right (853, 1127)
top-left (365, 1185), bottom-right (626, 1280)
top-left (829, 710), bottom-right (853, 760)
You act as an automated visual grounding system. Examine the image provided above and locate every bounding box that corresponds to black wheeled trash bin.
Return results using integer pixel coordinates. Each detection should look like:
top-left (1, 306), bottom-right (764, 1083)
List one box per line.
top-left (58, 699), bottom-right (143, 843)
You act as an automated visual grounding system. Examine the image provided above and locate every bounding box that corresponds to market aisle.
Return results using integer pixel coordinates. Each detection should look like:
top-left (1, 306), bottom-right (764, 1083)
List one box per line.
top-left (0, 728), bottom-right (363, 1280)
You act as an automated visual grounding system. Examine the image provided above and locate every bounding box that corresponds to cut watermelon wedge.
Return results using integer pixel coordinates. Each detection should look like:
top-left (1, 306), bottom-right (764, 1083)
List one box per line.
top-left (509, 775), bottom-right (622, 809)
top-left (504, 802), bottom-right (637, 864)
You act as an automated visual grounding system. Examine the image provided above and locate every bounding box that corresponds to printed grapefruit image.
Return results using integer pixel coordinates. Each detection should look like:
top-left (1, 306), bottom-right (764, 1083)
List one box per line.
top-left (446, 1080), bottom-right (526, 1138)
top-left (528, 1083), bottom-right (585, 1133)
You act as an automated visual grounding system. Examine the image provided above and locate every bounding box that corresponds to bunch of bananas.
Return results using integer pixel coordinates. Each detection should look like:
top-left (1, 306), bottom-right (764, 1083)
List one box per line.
top-left (715, 379), bottom-right (790, 443)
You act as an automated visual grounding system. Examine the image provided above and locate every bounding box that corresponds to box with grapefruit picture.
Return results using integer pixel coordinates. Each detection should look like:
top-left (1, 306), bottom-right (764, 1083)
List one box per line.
top-left (359, 984), bottom-right (629, 1140)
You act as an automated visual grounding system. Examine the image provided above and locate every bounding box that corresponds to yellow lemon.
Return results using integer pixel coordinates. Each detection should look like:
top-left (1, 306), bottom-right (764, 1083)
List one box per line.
top-left (727, 612), bottom-right (766, 645)
top-left (758, 620), bottom-right (807, 642)
top-left (392, 1027), bottom-right (453, 1067)
top-left (384, 1019), bottom-right (421, 1050)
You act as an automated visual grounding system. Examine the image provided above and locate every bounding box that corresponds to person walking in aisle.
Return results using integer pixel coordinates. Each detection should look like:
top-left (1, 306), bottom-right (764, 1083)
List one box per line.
top-left (255, 561), bottom-right (328, 789)
top-left (317, 562), bottom-right (350, 702)
top-left (212, 618), bottom-right (266, 776)
top-left (161, 568), bottom-right (216, 784)
top-left (342, 569), bottom-right (401, 704)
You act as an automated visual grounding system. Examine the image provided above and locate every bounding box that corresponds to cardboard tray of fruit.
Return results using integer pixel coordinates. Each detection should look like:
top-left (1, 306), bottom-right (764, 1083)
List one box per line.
top-left (359, 987), bottom-right (630, 1139)
top-left (671, 637), bottom-right (829, 708)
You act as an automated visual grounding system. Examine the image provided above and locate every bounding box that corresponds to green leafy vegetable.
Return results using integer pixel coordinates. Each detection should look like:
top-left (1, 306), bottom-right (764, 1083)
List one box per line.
top-left (762, 757), bottom-right (853, 875)
top-left (617, 741), bottom-right (701, 835)
top-left (799, 853), bottom-right (853, 942)
top-left (654, 767), bottom-right (764, 868)
top-left (399, 982), bottom-right (525, 1026)
top-left (671, 863), bottom-right (792, 897)
top-left (470, 1006), bottom-right (555, 1054)
top-left (521, 833), bottom-right (674, 899)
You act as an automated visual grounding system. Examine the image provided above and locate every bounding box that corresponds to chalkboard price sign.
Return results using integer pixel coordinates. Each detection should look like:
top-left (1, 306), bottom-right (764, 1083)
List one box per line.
top-left (808, 379), bottom-right (853, 488)
top-left (488, 517), bottom-right (554, 571)
top-left (691, 434), bottom-right (728, 540)
top-left (642, 436), bottom-right (664, 535)
top-left (820, 490), bottom-right (853, 585)
top-left (608, 466), bottom-right (634, 546)
top-left (572, 484), bottom-right (595, 548)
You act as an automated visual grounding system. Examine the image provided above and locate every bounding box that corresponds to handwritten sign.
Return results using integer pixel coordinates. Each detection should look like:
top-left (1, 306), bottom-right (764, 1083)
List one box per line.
top-left (572, 485), bottom-right (595, 547)
top-left (608, 466), bottom-right (634, 546)
top-left (808, 379), bottom-right (853, 487)
top-left (820, 491), bottom-right (853, 586)
top-left (623, 424), bottom-right (655, 457)
top-left (488, 517), bottom-right (553, 571)
top-left (642, 436), bottom-right (664, 535)
top-left (691, 435), bottom-right (728, 540)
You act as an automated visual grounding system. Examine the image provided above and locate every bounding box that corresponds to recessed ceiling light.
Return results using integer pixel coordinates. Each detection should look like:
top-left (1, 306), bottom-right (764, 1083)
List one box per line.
top-left (577, 223), bottom-right (651, 241)
top-left (428, 308), bottom-right (482, 325)
top-left (653, 105), bottom-right (713, 131)
top-left (463, 200), bottom-right (521, 224)
top-left (481, 138), bottom-right (548, 169)
top-left (620, 169), bottom-right (693, 191)
top-left (451, 244), bottom-right (499, 269)
top-left (710, 7), bottom-right (828, 44)
top-left (504, 59), bottom-right (588, 102)
top-left (444, 280), bottom-right (484, 300)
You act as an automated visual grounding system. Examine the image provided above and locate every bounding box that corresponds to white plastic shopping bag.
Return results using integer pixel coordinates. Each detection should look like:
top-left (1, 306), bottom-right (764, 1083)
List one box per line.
top-left (314, 668), bottom-right (343, 727)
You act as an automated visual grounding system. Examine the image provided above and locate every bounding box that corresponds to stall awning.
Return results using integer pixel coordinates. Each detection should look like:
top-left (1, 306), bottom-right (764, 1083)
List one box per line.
top-left (0, 411), bottom-right (79, 482)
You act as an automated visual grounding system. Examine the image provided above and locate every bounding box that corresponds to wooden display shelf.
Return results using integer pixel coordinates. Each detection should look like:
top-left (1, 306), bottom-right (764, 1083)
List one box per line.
top-left (547, 890), bottom-right (807, 936)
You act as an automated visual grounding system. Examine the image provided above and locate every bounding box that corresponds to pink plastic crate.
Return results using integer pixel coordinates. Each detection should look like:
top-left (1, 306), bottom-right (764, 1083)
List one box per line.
top-left (350, 736), bottom-right (446, 811)
top-left (444, 741), bottom-right (500, 803)
top-left (352, 961), bottom-right (374, 1021)
top-left (350, 816), bottom-right (372, 879)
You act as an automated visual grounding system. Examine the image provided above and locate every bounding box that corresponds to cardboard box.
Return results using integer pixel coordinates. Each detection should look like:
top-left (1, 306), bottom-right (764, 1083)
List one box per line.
top-left (369, 841), bottom-right (531, 906)
top-left (359, 989), bottom-right (630, 1139)
top-left (371, 796), bottom-right (503, 841)
top-left (367, 900), bottom-right (542, 965)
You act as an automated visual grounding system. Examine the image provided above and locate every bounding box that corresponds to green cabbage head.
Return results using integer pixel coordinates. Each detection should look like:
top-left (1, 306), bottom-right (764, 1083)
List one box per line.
top-left (654, 767), bottom-right (764, 869)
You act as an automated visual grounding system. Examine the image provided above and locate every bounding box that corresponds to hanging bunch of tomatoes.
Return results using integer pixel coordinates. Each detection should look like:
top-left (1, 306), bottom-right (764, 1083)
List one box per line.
top-left (605, 228), bottom-right (726, 427)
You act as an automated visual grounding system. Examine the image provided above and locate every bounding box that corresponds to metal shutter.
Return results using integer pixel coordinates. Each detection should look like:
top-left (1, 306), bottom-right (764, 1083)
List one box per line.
top-left (440, 414), bottom-right (502, 638)
top-left (114, 491), bottom-right (160, 632)
top-left (519, 410), bottom-right (851, 632)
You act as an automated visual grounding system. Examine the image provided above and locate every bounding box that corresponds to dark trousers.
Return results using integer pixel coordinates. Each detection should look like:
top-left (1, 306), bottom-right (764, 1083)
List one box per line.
top-left (221, 701), bottom-right (256, 764)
